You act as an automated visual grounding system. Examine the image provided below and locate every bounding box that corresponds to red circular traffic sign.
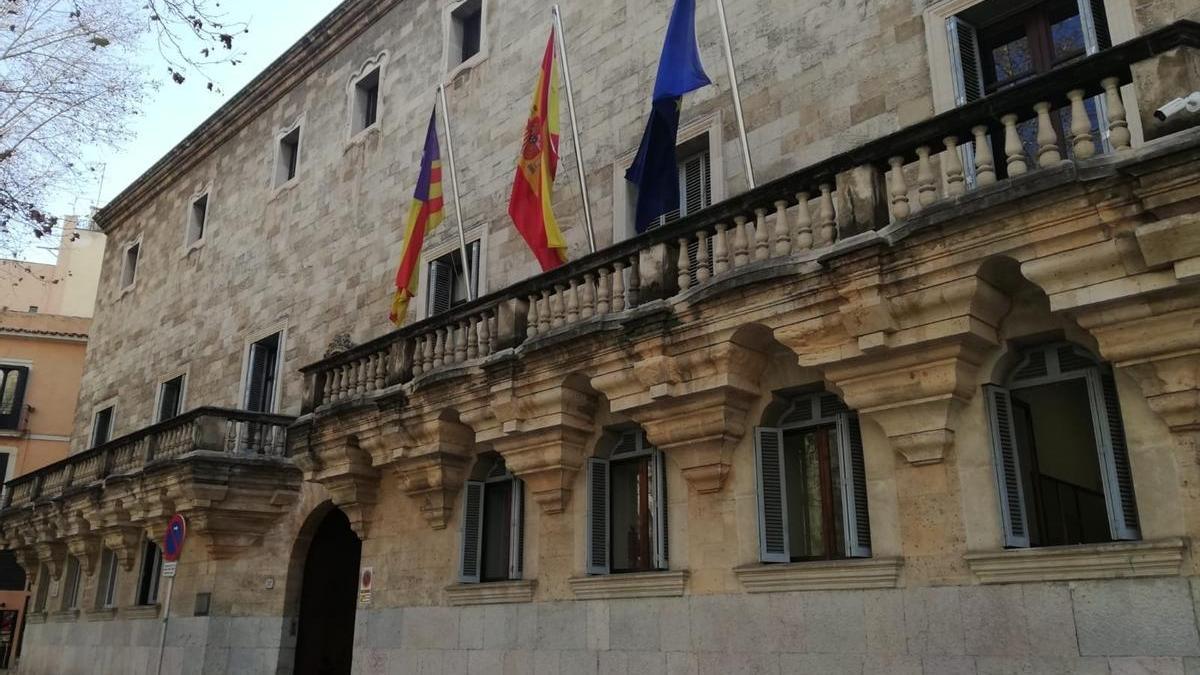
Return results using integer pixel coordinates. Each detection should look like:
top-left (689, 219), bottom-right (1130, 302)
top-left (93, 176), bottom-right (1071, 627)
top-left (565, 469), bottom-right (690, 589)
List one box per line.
top-left (163, 514), bottom-right (187, 563)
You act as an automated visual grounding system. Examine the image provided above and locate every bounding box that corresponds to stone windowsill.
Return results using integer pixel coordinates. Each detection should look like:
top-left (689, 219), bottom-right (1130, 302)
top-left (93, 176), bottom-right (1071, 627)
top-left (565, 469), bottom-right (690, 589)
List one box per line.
top-left (445, 579), bottom-right (536, 606)
top-left (734, 557), bottom-right (904, 593)
top-left (568, 570), bottom-right (688, 600)
top-left (25, 612), bottom-right (46, 625)
top-left (120, 604), bottom-right (161, 620)
top-left (47, 609), bottom-right (80, 623)
top-left (964, 538), bottom-right (1186, 584)
top-left (85, 607), bottom-right (118, 621)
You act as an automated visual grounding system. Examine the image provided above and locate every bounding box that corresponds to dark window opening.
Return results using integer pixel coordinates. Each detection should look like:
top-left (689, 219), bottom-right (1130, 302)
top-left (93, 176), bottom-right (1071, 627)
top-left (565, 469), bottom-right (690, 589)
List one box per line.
top-left (91, 406), bottom-right (114, 447)
top-left (460, 456), bottom-right (524, 583)
top-left (189, 194), bottom-right (208, 244)
top-left (278, 127), bottom-right (301, 184)
top-left (0, 551), bottom-right (26, 592)
top-left (97, 548), bottom-right (118, 609)
top-left (782, 425), bottom-right (846, 561)
top-left (122, 243), bottom-right (140, 288)
top-left (354, 69), bottom-right (380, 132)
top-left (244, 333), bottom-right (280, 414)
top-left (454, 1), bottom-right (483, 64)
top-left (157, 375), bottom-right (184, 422)
top-left (610, 454), bottom-right (655, 573)
top-left (426, 240), bottom-right (480, 317)
top-left (32, 564), bottom-right (49, 612)
top-left (0, 366), bottom-right (28, 430)
top-left (61, 555), bottom-right (81, 610)
top-left (586, 429), bottom-right (667, 575)
top-left (136, 540), bottom-right (162, 606)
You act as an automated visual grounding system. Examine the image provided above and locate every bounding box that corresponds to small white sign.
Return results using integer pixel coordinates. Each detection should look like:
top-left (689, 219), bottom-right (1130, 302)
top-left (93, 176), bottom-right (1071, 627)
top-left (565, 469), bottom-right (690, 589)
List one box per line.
top-left (162, 561), bottom-right (178, 578)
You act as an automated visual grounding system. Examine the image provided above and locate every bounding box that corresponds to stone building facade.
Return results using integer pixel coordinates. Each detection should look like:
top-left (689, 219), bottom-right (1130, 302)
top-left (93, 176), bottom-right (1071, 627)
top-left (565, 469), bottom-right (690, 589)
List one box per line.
top-left (2, 0), bottom-right (1200, 673)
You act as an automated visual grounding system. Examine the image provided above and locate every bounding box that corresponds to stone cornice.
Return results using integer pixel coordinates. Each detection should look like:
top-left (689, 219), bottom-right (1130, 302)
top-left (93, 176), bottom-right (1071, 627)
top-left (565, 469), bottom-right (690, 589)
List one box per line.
top-left (734, 558), bottom-right (904, 593)
top-left (964, 538), bottom-right (1186, 584)
top-left (92, 0), bottom-right (405, 233)
top-left (567, 570), bottom-right (689, 600)
top-left (445, 580), bottom-right (536, 606)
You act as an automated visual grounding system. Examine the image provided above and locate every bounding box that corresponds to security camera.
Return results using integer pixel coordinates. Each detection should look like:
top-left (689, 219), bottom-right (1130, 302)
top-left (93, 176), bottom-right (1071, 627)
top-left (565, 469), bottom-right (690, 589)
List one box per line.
top-left (1154, 92), bottom-right (1200, 121)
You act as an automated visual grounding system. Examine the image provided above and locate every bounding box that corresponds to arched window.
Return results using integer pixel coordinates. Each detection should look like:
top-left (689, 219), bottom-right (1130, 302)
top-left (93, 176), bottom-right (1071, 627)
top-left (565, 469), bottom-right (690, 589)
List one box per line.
top-left (754, 391), bottom-right (871, 563)
top-left (985, 342), bottom-right (1139, 548)
top-left (458, 455), bottom-right (524, 584)
top-left (586, 429), bottom-right (668, 575)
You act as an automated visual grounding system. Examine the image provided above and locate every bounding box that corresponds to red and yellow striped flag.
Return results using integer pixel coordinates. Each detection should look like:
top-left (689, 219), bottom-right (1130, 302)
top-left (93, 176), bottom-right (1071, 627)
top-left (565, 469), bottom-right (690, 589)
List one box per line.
top-left (390, 111), bottom-right (445, 325)
top-left (508, 29), bottom-right (568, 272)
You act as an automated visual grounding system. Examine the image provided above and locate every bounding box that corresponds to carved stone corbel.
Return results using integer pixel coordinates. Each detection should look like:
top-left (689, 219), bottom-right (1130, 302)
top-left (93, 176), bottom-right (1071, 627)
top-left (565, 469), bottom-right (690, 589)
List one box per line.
top-left (102, 527), bottom-right (146, 571)
top-left (293, 415), bottom-right (381, 539)
top-left (392, 411), bottom-right (475, 529)
top-left (34, 541), bottom-right (66, 581)
top-left (63, 535), bottom-right (101, 575)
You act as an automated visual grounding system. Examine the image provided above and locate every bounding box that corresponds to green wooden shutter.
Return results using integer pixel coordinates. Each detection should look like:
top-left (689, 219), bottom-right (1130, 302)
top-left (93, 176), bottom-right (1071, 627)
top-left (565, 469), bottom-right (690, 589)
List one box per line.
top-left (754, 426), bottom-right (790, 563)
top-left (984, 385), bottom-right (1031, 548)
top-left (836, 413), bottom-right (872, 558)
top-left (586, 458), bottom-right (610, 575)
top-left (1085, 369), bottom-right (1141, 540)
top-left (508, 478), bottom-right (525, 580)
top-left (459, 481), bottom-right (485, 583)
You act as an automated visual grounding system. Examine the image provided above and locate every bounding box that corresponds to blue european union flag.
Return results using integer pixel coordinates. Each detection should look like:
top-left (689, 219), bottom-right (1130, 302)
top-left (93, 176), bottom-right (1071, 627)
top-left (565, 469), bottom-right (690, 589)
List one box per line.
top-left (626, 0), bottom-right (711, 233)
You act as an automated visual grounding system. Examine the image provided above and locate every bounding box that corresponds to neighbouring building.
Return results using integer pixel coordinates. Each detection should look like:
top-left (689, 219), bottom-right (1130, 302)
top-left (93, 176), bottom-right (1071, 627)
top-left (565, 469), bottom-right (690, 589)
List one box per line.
top-left (0, 217), bottom-right (101, 668)
top-left (1, 0), bottom-right (1199, 673)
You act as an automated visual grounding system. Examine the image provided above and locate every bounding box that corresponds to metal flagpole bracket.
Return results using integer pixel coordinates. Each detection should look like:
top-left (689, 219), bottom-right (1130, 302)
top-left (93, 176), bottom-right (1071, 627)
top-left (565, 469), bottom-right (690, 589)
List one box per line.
top-left (552, 5), bottom-right (597, 254)
top-left (437, 84), bottom-right (477, 301)
top-left (713, 0), bottom-right (756, 189)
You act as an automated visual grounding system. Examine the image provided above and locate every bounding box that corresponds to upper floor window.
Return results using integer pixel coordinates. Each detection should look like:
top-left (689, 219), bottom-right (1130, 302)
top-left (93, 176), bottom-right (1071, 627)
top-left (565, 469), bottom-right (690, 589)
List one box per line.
top-left (157, 375), bottom-right (185, 422)
top-left (275, 124), bottom-right (302, 186)
top-left (61, 554), bottom-right (82, 610)
top-left (755, 391), bottom-right (871, 563)
top-left (458, 454), bottom-right (525, 584)
top-left (91, 405), bottom-right (115, 447)
top-left (427, 240), bottom-right (480, 318)
top-left (352, 67), bottom-right (381, 135)
top-left (985, 342), bottom-right (1139, 548)
top-left (121, 240), bottom-right (140, 290)
top-left (586, 429), bottom-right (668, 575)
top-left (0, 365), bottom-right (29, 430)
top-left (448, 0), bottom-right (484, 68)
top-left (136, 539), bottom-right (163, 606)
top-left (32, 563), bottom-right (49, 613)
top-left (187, 192), bottom-right (209, 247)
top-left (96, 547), bottom-right (119, 609)
top-left (244, 332), bottom-right (282, 413)
top-left (647, 135), bottom-right (713, 230)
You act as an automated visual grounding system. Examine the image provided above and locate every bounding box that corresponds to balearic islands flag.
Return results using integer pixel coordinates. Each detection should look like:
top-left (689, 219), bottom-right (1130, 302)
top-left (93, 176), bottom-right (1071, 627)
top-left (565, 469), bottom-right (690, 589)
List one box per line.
top-left (626, 0), bottom-right (711, 233)
top-left (389, 111), bottom-right (446, 325)
top-left (508, 29), bottom-right (568, 272)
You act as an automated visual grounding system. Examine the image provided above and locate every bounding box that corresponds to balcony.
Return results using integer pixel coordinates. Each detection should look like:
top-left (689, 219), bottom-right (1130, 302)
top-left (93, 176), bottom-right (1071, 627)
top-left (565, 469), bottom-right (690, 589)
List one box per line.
top-left (288, 21), bottom-right (1200, 539)
top-left (0, 408), bottom-right (301, 579)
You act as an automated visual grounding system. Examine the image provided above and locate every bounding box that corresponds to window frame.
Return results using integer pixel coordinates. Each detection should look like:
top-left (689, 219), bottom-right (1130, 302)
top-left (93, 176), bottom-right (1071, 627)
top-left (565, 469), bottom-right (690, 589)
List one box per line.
top-left (120, 235), bottom-right (143, 293)
top-left (154, 372), bottom-right (188, 423)
top-left (585, 429), bottom-right (669, 576)
top-left (458, 456), bottom-right (525, 584)
top-left (273, 117), bottom-right (304, 189)
top-left (90, 402), bottom-right (117, 448)
top-left (443, 0), bottom-right (489, 80)
top-left (60, 554), bottom-right (82, 611)
top-left (348, 53), bottom-right (388, 140)
top-left (135, 539), bottom-right (163, 606)
top-left (240, 326), bottom-right (286, 415)
top-left (185, 188), bottom-right (211, 250)
top-left (32, 563), bottom-right (49, 613)
top-left (96, 547), bottom-right (119, 609)
top-left (0, 364), bottom-right (30, 431)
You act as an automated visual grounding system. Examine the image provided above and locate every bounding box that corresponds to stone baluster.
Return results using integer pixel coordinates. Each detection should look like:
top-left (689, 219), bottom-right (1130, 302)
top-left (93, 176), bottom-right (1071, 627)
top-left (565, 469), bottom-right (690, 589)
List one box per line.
top-left (754, 208), bottom-right (770, 260)
top-left (943, 136), bottom-right (965, 195)
top-left (329, 368), bottom-right (341, 402)
top-left (566, 280), bottom-right (580, 323)
top-left (339, 365), bottom-right (350, 399)
top-left (597, 269), bottom-right (611, 315)
top-left (412, 341), bottom-right (424, 377)
top-left (467, 318), bottom-right (479, 359)
top-left (374, 352), bottom-right (386, 389)
top-left (357, 358), bottom-right (368, 394)
top-left (551, 285), bottom-right (566, 328)
top-left (677, 239), bottom-right (692, 291)
top-left (627, 256), bottom-right (641, 307)
top-left (581, 274), bottom-right (595, 319)
top-left (817, 184), bottom-right (836, 247)
top-left (488, 315), bottom-right (498, 353)
top-left (527, 294), bottom-right (540, 338)
top-left (455, 323), bottom-right (467, 363)
top-left (713, 224), bottom-right (730, 273)
top-left (612, 262), bottom-right (626, 312)
top-left (539, 290), bottom-right (552, 333)
top-left (1102, 77), bottom-right (1131, 151)
top-left (887, 157), bottom-right (910, 220)
top-left (732, 216), bottom-right (750, 267)
top-left (773, 201), bottom-right (792, 256)
top-left (1034, 102), bottom-right (1062, 167)
top-left (916, 146), bottom-right (937, 206)
top-left (972, 126), bottom-right (996, 186)
top-left (433, 330), bottom-right (445, 368)
top-left (422, 334), bottom-right (434, 374)
top-left (1067, 89), bottom-right (1096, 160)
top-left (479, 312), bottom-right (492, 356)
top-left (1001, 114), bottom-right (1027, 176)
top-left (794, 193), bottom-right (813, 251)
top-left (322, 371), bottom-right (333, 404)
top-left (696, 231), bottom-right (712, 283)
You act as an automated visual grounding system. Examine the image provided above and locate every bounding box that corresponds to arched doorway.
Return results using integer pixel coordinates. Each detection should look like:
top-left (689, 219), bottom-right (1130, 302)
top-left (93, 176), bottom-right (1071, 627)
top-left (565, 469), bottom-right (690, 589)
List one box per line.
top-left (293, 507), bottom-right (361, 675)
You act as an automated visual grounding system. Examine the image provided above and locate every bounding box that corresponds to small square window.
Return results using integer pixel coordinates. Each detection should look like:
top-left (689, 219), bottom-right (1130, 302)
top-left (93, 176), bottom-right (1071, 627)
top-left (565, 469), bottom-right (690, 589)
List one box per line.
top-left (276, 126), bottom-right (301, 186)
top-left (27, 306), bottom-right (37, 313)
top-left (449, 0), bottom-right (484, 69)
top-left (136, 540), bottom-right (162, 606)
top-left (187, 193), bottom-right (208, 246)
top-left (121, 242), bottom-right (140, 289)
top-left (353, 68), bottom-right (380, 134)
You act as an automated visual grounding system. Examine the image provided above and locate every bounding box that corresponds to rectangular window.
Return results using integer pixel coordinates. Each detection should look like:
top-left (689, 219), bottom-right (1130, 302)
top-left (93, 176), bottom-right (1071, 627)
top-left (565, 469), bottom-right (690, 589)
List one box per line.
top-left (244, 333), bottom-right (281, 413)
top-left (136, 540), bottom-right (162, 606)
top-left (458, 457), bottom-right (525, 583)
top-left (426, 240), bottom-right (480, 317)
top-left (451, 0), bottom-right (483, 65)
top-left (0, 365), bottom-right (29, 430)
top-left (32, 564), bottom-right (49, 612)
top-left (27, 306), bottom-right (37, 313)
top-left (157, 375), bottom-right (185, 422)
top-left (353, 68), bottom-right (380, 134)
top-left (276, 126), bottom-right (301, 186)
top-left (121, 242), bottom-right (140, 289)
top-left (586, 430), bottom-right (668, 575)
top-left (645, 136), bottom-right (713, 230)
top-left (97, 548), bottom-right (118, 609)
top-left (91, 406), bottom-right (114, 447)
top-left (187, 193), bottom-right (208, 246)
top-left (61, 555), bottom-right (81, 610)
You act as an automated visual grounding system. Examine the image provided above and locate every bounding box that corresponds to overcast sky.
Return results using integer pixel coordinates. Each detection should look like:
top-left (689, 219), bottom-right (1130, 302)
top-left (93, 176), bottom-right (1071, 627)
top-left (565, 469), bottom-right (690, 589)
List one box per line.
top-left (33, 0), bottom-right (341, 261)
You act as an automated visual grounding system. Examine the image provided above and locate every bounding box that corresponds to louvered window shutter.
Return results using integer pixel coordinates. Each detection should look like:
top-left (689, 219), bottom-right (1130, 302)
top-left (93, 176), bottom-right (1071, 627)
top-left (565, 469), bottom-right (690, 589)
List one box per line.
top-left (836, 413), bottom-right (872, 558)
top-left (586, 457), bottom-right (611, 575)
top-left (468, 240), bottom-right (482, 299)
top-left (508, 478), bottom-right (525, 580)
top-left (428, 259), bottom-right (453, 317)
top-left (754, 426), bottom-right (790, 562)
top-left (947, 15), bottom-right (985, 186)
top-left (1084, 369), bottom-right (1141, 540)
top-left (983, 384), bottom-right (1031, 548)
top-left (459, 481), bottom-right (485, 583)
top-left (680, 151), bottom-right (711, 217)
top-left (1077, 0), bottom-right (1112, 54)
top-left (650, 449), bottom-right (669, 570)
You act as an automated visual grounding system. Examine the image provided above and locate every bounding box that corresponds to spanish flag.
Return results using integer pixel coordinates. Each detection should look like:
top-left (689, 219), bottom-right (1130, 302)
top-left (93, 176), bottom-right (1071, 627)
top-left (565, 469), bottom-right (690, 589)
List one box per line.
top-left (390, 111), bottom-right (445, 325)
top-left (508, 29), bottom-right (568, 272)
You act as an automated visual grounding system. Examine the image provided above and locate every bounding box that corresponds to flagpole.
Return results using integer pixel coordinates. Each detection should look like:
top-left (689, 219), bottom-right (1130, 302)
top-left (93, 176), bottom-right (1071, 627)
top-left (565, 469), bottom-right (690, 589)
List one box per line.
top-left (551, 5), bottom-right (596, 254)
top-left (437, 84), bottom-right (476, 301)
top-left (713, 0), bottom-right (755, 189)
